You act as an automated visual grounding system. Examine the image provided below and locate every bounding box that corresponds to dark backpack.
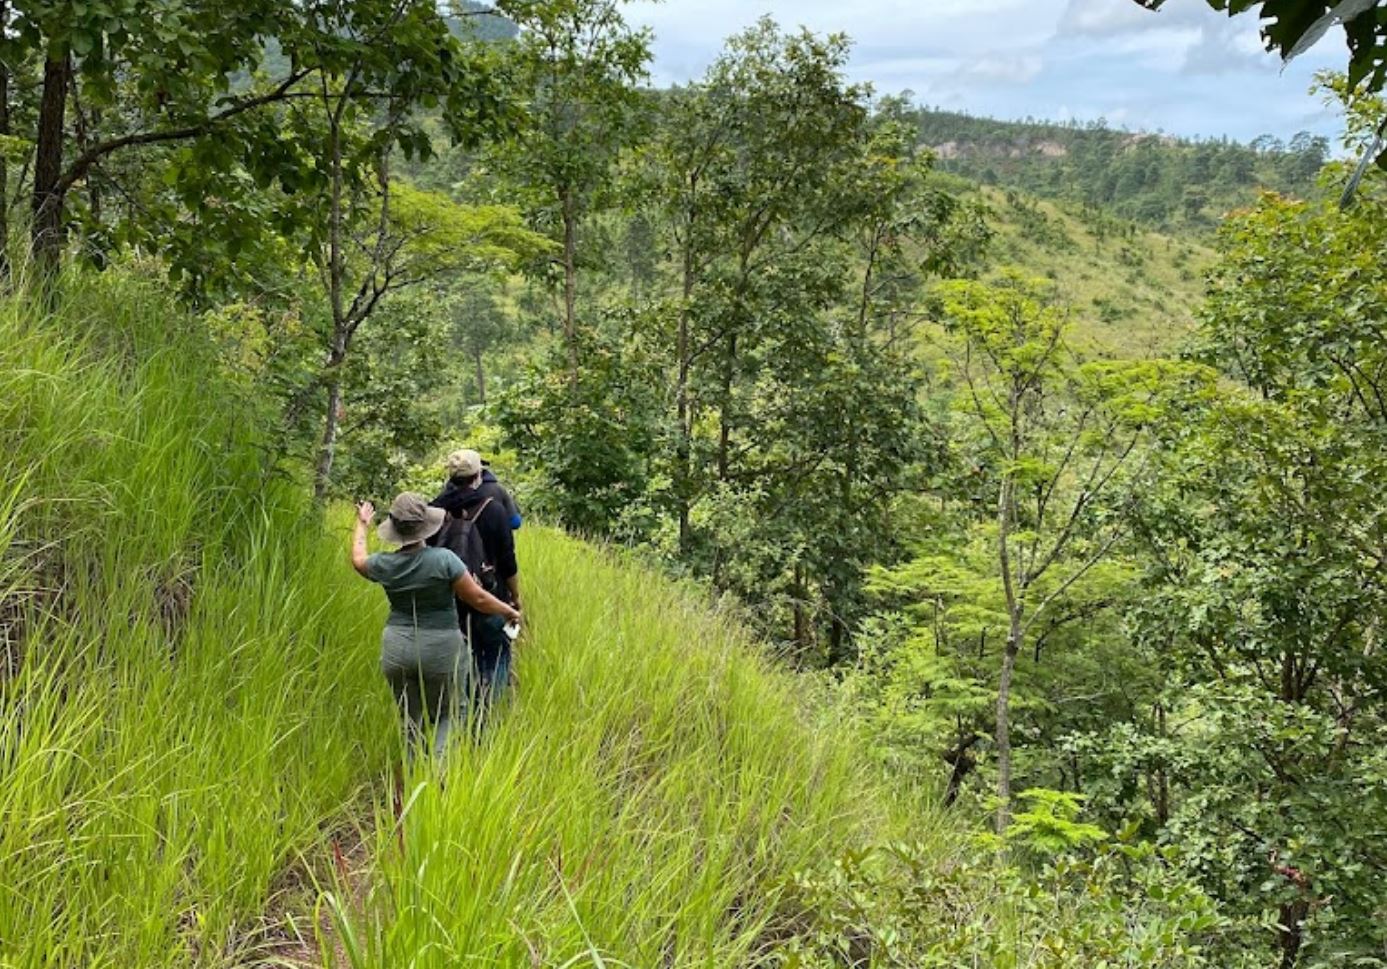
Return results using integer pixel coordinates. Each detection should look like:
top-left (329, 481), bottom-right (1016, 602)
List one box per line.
top-left (433, 498), bottom-right (499, 600)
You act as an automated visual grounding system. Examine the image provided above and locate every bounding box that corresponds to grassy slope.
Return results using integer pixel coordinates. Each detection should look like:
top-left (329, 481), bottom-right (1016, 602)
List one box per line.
top-left (0, 269), bottom-right (399, 967)
top-left (331, 530), bottom-right (930, 968)
top-left (957, 180), bottom-right (1215, 358)
top-left (0, 268), bottom-right (950, 967)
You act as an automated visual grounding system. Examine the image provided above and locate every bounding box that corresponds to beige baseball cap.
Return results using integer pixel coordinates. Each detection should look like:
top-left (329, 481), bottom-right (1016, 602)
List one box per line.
top-left (445, 448), bottom-right (484, 481)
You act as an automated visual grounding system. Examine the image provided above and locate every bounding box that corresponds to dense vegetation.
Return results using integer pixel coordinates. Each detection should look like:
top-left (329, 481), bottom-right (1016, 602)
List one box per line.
top-left (2, 0), bottom-right (1386, 966)
top-left (912, 107), bottom-right (1328, 227)
top-left (0, 270), bottom-right (1237, 968)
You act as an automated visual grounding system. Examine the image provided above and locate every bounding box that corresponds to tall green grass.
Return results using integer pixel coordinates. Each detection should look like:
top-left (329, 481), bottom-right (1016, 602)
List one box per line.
top-left (0, 264), bottom-right (962, 968)
top-left (327, 531), bottom-right (944, 968)
top-left (0, 268), bottom-right (395, 967)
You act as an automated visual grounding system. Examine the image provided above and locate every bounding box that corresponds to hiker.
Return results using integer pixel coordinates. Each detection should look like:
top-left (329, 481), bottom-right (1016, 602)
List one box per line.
top-left (429, 449), bottom-right (521, 711)
top-left (479, 459), bottom-right (523, 530)
top-left (351, 493), bottom-right (521, 757)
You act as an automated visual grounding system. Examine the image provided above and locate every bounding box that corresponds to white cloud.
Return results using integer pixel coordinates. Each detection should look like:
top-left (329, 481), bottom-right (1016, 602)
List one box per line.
top-left (961, 53), bottom-right (1045, 84)
top-left (1107, 25), bottom-right (1202, 59)
top-left (1059, 0), bottom-right (1168, 35)
top-left (1057, 0), bottom-right (1303, 76)
top-left (1181, 22), bottom-right (1271, 74)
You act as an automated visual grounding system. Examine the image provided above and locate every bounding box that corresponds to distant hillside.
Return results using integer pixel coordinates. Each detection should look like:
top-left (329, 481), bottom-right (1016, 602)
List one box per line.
top-left (934, 173), bottom-right (1214, 357)
top-left (913, 108), bottom-right (1327, 230)
top-left (448, 1), bottom-right (518, 42)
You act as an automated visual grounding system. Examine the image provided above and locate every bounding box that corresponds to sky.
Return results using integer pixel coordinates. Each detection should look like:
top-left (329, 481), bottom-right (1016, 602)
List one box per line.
top-left (624, 0), bottom-right (1348, 145)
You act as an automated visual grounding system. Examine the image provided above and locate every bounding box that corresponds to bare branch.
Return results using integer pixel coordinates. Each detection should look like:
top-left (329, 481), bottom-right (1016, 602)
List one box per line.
top-left (1028, 424), bottom-right (1143, 585)
top-left (1021, 523), bottom-right (1126, 639)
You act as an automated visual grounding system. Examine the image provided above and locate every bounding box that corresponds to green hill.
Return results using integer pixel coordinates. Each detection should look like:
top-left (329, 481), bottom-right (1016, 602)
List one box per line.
top-left (913, 107), bottom-right (1327, 229)
top-left (956, 178), bottom-right (1215, 356)
top-left (447, 2), bottom-right (519, 42)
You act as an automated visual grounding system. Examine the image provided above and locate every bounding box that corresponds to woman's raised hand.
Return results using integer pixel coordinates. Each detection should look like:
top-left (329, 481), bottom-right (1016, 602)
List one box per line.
top-left (356, 501), bottom-right (375, 525)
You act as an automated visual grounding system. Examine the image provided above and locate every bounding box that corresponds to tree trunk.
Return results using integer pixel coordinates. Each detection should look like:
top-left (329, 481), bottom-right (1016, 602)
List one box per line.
top-left (1278, 899), bottom-right (1308, 969)
top-left (560, 185), bottom-right (579, 385)
top-left (827, 452), bottom-right (857, 667)
top-left (944, 731), bottom-right (980, 807)
top-left (675, 227), bottom-right (693, 555)
top-left (314, 371), bottom-right (343, 502)
top-left (326, 110), bottom-right (345, 333)
top-left (32, 46), bottom-right (71, 271)
top-left (473, 348), bottom-right (486, 406)
top-left (69, 78), bottom-right (103, 263)
top-left (1154, 701), bottom-right (1170, 826)
top-left (828, 614), bottom-right (847, 666)
top-left (995, 620), bottom-right (1021, 834)
top-left (717, 331), bottom-right (736, 480)
top-left (995, 463), bottom-right (1021, 834)
top-left (313, 100), bottom-right (347, 503)
top-left (792, 563), bottom-right (808, 663)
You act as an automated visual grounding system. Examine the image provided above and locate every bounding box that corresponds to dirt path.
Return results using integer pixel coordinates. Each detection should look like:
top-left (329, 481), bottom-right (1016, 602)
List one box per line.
top-left (252, 829), bottom-right (372, 969)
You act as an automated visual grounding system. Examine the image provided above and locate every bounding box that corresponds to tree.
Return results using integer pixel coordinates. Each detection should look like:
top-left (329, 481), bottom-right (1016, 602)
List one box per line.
top-left (856, 500), bottom-right (1147, 809)
top-left (499, 22), bottom-right (989, 653)
top-left (332, 289), bottom-right (453, 499)
top-left (300, 171), bottom-right (543, 497)
top-left (936, 275), bottom-right (1207, 831)
top-left (768, 112), bottom-right (988, 662)
top-left (495, 0), bottom-right (651, 382)
top-left (449, 279), bottom-right (512, 406)
top-left (497, 312), bottom-right (666, 535)
top-left (6, 1), bottom-right (289, 268)
top-left (5, 0), bottom-right (351, 272)
top-left (221, 0), bottom-right (546, 498)
top-left (644, 20), bottom-right (882, 559)
top-left (1, 0), bottom-right (531, 280)
top-left (1125, 184), bottom-right (1387, 967)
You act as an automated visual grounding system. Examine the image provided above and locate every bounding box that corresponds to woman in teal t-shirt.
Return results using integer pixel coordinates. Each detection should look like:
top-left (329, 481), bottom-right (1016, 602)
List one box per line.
top-left (351, 493), bottom-right (521, 756)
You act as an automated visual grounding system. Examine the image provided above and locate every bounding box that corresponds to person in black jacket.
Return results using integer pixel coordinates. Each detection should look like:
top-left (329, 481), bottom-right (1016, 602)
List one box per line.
top-left (479, 461), bottom-right (523, 531)
top-left (431, 449), bottom-right (521, 711)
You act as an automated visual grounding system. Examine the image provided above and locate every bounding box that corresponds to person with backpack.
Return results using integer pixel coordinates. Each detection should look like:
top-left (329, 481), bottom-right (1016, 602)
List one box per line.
top-left (479, 460), bottom-right (523, 531)
top-left (351, 493), bottom-right (521, 758)
top-left (429, 449), bottom-right (521, 713)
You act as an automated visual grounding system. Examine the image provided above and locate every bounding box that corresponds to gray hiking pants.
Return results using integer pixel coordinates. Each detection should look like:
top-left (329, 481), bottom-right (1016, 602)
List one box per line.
top-left (380, 624), bottom-right (470, 759)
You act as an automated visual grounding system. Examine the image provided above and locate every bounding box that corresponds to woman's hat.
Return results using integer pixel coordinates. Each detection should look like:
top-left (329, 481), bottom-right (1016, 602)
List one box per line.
top-left (377, 492), bottom-right (446, 546)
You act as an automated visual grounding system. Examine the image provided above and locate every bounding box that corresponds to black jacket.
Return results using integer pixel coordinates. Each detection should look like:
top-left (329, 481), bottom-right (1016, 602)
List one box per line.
top-left (429, 481), bottom-right (519, 583)
top-left (479, 470), bottom-right (522, 530)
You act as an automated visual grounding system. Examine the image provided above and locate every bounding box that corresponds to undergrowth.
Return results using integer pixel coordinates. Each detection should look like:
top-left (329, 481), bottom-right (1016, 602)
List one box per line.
top-left (0, 267), bottom-right (394, 967)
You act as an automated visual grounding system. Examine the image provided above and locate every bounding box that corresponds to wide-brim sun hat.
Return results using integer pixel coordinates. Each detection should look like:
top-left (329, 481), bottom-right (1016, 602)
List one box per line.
top-left (377, 492), bottom-right (447, 546)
